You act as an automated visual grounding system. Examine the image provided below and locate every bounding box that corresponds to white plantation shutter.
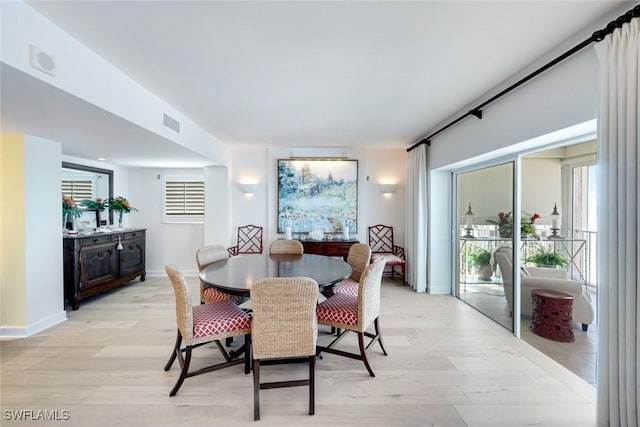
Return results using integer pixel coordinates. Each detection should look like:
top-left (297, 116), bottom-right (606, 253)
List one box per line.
top-left (163, 177), bottom-right (205, 222)
top-left (61, 179), bottom-right (93, 201)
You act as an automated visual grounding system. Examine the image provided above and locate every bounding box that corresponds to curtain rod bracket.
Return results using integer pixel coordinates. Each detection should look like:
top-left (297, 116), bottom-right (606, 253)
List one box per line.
top-left (469, 109), bottom-right (483, 120)
top-left (407, 4), bottom-right (638, 153)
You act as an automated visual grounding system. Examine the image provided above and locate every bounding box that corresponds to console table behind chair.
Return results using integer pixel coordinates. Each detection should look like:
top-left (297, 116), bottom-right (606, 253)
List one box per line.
top-left (299, 238), bottom-right (359, 260)
top-left (63, 229), bottom-right (146, 310)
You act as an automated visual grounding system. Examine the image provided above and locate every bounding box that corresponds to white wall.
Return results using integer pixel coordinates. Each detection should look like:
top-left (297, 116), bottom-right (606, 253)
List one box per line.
top-left (127, 167), bottom-right (205, 276)
top-left (365, 149), bottom-right (407, 246)
top-left (230, 148), bottom-right (269, 247)
top-left (204, 166), bottom-right (230, 246)
top-left (229, 147), bottom-right (407, 250)
top-left (521, 158), bottom-right (562, 224)
top-left (24, 136), bottom-right (67, 331)
top-left (1, 135), bottom-right (67, 338)
top-left (1, 1), bottom-right (228, 164)
top-left (424, 6), bottom-right (625, 294)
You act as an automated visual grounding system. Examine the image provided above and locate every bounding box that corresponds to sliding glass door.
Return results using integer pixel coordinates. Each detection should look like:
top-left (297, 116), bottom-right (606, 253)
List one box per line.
top-left (455, 162), bottom-right (515, 332)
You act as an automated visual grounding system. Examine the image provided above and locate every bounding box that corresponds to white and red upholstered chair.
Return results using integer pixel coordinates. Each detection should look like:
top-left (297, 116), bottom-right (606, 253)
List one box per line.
top-left (268, 239), bottom-right (304, 254)
top-left (196, 245), bottom-right (243, 304)
top-left (316, 257), bottom-right (388, 377)
top-left (163, 265), bottom-right (251, 397)
top-left (332, 243), bottom-right (371, 297)
top-left (250, 277), bottom-right (319, 421)
top-left (228, 224), bottom-right (263, 257)
top-left (368, 224), bottom-right (406, 285)
top-left (493, 246), bottom-right (595, 331)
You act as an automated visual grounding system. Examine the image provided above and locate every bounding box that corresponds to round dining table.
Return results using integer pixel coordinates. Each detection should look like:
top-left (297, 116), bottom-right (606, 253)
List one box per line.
top-left (199, 253), bottom-right (352, 297)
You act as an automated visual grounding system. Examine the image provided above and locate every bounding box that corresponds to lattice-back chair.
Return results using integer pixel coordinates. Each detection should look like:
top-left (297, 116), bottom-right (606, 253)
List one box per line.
top-left (316, 257), bottom-right (388, 377)
top-left (333, 243), bottom-right (371, 296)
top-left (251, 277), bottom-right (319, 420)
top-left (163, 265), bottom-right (251, 396)
top-left (269, 239), bottom-right (304, 254)
top-left (228, 225), bottom-right (263, 257)
top-left (368, 224), bottom-right (406, 285)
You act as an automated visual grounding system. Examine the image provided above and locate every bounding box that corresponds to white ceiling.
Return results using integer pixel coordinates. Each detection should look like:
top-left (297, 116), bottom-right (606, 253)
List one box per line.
top-left (1, 1), bottom-right (632, 166)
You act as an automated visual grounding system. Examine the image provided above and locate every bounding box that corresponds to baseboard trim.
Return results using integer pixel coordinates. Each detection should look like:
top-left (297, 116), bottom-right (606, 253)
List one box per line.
top-left (0, 310), bottom-right (67, 340)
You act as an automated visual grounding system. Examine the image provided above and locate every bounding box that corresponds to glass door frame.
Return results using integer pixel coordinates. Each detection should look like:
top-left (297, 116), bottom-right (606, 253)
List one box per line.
top-left (451, 155), bottom-right (522, 337)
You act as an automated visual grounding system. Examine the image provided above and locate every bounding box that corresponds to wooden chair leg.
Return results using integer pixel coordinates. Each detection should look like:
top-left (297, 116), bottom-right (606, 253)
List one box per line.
top-left (244, 335), bottom-right (251, 375)
top-left (357, 332), bottom-right (375, 377)
top-left (374, 318), bottom-right (388, 355)
top-left (253, 359), bottom-right (261, 421)
top-left (164, 330), bottom-right (182, 371)
top-left (169, 346), bottom-right (192, 397)
top-left (309, 355), bottom-right (315, 415)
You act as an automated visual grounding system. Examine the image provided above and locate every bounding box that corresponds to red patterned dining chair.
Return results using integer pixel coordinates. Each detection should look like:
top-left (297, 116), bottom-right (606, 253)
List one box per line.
top-left (332, 243), bottom-right (371, 297)
top-left (251, 277), bottom-right (318, 420)
top-left (163, 265), bottom-right (251, 396)
top-left (195, 245), bottom-right (241, 304)
top-left (316, 257), bottom-right (388, 377)
top-left (368, 224), bottom-right (406, 285)
top-left (228, 224), bottom-right (263, 257)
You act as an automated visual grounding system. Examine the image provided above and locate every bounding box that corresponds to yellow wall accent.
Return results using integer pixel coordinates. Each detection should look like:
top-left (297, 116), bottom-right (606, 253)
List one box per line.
top-left (0, 134), bottom-right (26, 326)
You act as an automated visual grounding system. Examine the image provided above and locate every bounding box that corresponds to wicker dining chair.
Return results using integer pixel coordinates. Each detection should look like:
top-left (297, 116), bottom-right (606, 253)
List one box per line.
top-left (268, 239), bottom-right (304, 254)
top-left (332, 243), bottom-right (371, 296)
top-left (196, 245), bottom-right (242, 304)
top-left (251, 277), bottom-right (319, 421)
top-left (316, 257), bottom-right (387, 377)
top-left (163, 265), bottom-right (251, 397)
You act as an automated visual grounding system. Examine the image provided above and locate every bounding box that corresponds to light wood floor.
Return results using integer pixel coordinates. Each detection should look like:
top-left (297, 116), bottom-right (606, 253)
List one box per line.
top-left (1, 276), bottom-right (596, 426)
top-left (460, 282), bottom-right (598, 386)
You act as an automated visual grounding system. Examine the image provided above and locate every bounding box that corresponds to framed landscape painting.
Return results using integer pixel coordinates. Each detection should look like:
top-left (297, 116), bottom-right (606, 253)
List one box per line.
top-left (277, 159), bottom-right (358, 233)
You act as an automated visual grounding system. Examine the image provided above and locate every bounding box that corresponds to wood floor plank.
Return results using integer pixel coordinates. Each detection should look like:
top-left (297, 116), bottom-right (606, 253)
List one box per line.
top-left (0, 276), bottom-right (594, 426)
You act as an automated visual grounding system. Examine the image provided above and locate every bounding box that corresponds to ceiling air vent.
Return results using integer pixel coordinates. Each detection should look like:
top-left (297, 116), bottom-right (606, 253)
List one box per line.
top-left (163, 113), bottom-right (180, 133)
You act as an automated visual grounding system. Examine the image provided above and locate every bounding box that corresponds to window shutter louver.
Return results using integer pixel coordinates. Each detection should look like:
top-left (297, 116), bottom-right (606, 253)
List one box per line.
top-left (61, 179), bottom-right (93, 201)
top-left (164, 180), bottom-right (205, 217)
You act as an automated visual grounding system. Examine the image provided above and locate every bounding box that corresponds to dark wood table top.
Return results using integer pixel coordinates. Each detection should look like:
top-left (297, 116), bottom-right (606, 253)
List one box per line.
top-left (199, 253), bottom-right (352, 297)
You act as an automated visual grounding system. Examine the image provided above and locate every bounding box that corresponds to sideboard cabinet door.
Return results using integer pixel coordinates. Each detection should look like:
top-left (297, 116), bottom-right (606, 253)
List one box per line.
top-left (79, 243), bottom-right (118, 290)
top-left (120, 238), bottom-right (145, 276)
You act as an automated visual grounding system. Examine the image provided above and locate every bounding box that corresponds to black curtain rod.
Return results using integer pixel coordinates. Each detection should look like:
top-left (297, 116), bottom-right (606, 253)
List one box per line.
top-left (407, 4), bottom-right (640, 153)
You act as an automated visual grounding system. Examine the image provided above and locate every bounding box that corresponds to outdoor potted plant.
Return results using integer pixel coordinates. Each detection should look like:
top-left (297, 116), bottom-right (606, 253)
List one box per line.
top-left (525, 246), bottom-right (568, 268)
top-left (467, 247), bottom-right (493, 280)
top-left (487, 211), bottom-right (540, 238)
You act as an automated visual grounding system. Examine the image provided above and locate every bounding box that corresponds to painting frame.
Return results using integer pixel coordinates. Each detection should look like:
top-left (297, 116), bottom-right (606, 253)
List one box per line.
top-left (277, 158), bottom-right (358, 234)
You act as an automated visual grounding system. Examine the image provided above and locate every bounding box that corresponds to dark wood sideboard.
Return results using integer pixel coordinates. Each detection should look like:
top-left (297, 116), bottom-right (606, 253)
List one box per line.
top-left (299, 238), bottom-right (359, 260)
top-left (63, 229), bottom-right (146, 310)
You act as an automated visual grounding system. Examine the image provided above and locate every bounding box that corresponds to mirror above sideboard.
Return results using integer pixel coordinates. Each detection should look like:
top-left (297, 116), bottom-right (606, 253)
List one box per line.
top-left (61, 162), bottom-right (114, 227)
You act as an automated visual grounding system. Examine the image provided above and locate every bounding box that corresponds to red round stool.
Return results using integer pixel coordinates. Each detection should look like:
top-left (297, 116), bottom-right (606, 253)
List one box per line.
top-left (530, 289), bottom-right (575, 343)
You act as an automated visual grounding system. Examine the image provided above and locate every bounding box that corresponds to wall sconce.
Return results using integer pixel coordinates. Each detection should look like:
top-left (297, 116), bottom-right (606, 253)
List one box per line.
top-left (378, 183), bottom-right (398, 194)
top-left (549, 203), bottom-right (562, 238)
top-left (238, 182), bottom-right (258, 195)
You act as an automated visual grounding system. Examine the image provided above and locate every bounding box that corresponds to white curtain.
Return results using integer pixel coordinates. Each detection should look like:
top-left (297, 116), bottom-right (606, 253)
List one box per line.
top-left (406, 144), bottom-right (428, 293)
top-left (595, 16), bottom-right (639, 427)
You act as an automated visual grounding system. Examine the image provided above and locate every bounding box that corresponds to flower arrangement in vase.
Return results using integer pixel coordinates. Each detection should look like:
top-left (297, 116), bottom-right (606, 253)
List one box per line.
top-left (487, 211), bottom-right (540, 238)
top-left (109, 196), bottom-right (138, 228)
top-left (81, 198), bottom-right (109, 227)
top-left (62, 194), bottom-right (82, 229)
